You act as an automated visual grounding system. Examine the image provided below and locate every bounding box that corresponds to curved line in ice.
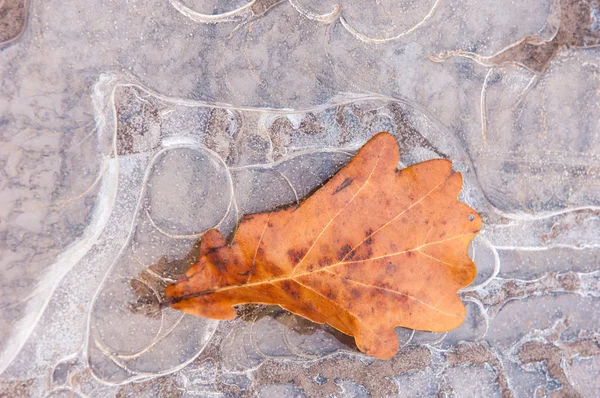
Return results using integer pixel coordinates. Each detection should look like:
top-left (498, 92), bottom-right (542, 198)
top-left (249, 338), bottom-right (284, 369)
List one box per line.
top-left (0, 0), bottom-right (31, 48)
top-left (168, 0), bottom-right (255, 23)
top-left (142, 143), bottom-right (236, 239)
top-left (339, 0), bottom-right (440, 44)
top-left (80, 76), bottom-right (221, 386)
top-left (287, 0), bottom-right (341, 24)
top-left (0, 157), bottom-right (119, 375)
top-left (461, 236), bottom-right (501, 292)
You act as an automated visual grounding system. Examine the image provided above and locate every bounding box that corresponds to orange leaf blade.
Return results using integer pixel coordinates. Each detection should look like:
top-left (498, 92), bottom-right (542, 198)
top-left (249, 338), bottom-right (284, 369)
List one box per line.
top-left (166, 132), bottom-right (482, 358)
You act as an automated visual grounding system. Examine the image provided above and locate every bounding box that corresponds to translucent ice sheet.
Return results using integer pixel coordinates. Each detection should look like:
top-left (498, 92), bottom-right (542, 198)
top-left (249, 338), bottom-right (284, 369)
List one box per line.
top-left (1, 0), bottom-right (599, 396)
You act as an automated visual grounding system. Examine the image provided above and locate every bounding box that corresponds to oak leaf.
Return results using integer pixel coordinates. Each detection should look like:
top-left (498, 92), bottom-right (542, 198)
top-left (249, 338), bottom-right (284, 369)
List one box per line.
top-left (165, 132), bottom-right (481, 358)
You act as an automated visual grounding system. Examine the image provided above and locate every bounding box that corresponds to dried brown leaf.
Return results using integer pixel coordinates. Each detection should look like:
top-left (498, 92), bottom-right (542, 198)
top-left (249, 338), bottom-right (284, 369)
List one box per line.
top-left (166, 133), bottom-right (481, 358)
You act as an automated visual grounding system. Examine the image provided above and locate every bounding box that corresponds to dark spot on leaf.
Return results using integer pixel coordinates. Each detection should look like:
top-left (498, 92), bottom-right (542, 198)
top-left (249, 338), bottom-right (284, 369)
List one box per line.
top-left (337, 244), bottom-right (353, 261)
top-left (365, 229), bottom-right (374, 245)
top-left (379, 282), bottom-right (394, 290)
top-left (268, 264), bottom-right (285, 277)
top-left (385, 263), bottom-right (397, 274)
top-left (288, 248), bottom-right (307, 265)
top-left (204, 245), bottom-right (225, 254)
top-left (333, 177), bottom-right (354, 195)
top-left (325, 289), bottom-right (337, 300)
top-left (212, 258), bottom-right (228, 273)
top-left (280, 280), bottom-right (292, 292)
top-left (290, 288), bottom-right (299, 299)
top-left (350, 288), bottom-right (361, 299)
top-left (319, 257), bottom-right (332, 267)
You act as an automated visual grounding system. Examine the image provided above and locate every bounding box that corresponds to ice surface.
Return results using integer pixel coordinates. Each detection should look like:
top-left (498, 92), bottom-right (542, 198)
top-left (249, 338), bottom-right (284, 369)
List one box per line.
top-left (1, 0), bottom-right (599, 396)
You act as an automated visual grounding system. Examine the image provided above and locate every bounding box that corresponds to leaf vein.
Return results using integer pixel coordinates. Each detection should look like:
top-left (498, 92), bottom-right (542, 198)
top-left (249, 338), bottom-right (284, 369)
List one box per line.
top-left (292, 278), bottom-right (386, 345)
top-left (323, 270), bottom-right (460, 319)
top-left (174, 233), bottom-right (477, 300)
top-left (291, 144), bottom-right (387, 275)
top-left (250, 212), bottom-right (272, 283)
top-left (331, 232), bottom-right (477, 268)
top-left (342, 176), bottom-right (448, 262)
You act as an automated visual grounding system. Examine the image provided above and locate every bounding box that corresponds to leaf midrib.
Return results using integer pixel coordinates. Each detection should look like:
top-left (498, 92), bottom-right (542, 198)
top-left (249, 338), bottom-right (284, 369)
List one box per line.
top-left (177, 232), bottom-right (475, 300)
